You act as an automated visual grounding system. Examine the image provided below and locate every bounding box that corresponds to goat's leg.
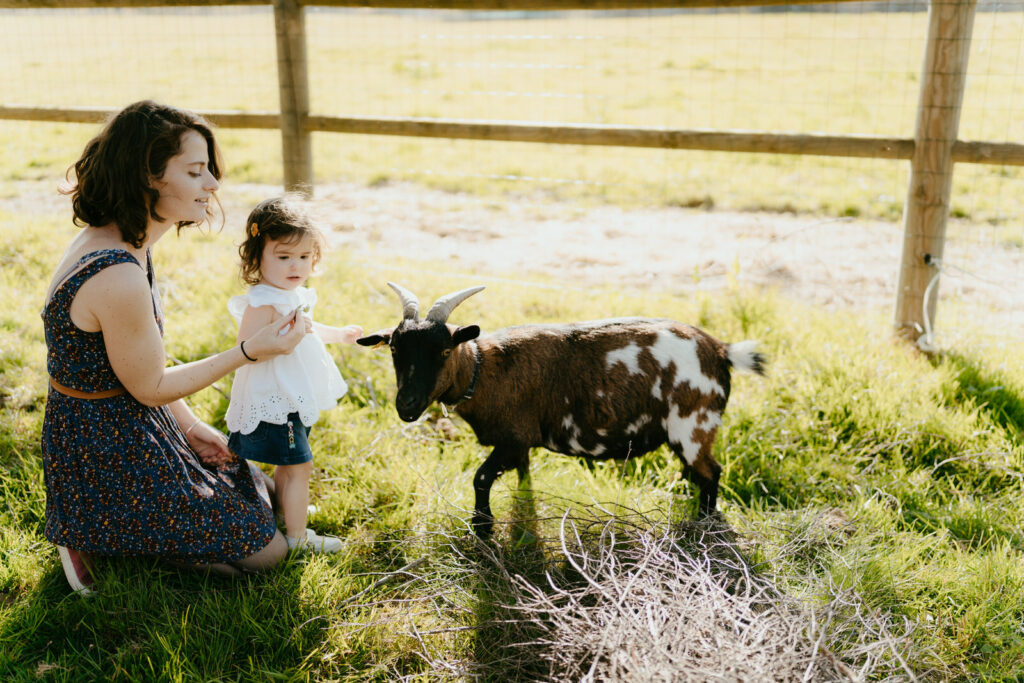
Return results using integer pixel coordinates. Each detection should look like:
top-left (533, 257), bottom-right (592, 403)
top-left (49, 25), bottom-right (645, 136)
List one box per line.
top-left (673, 435), bottom-right (722, 519)
top-left (688, 440), bottom-right (722, 518)
top-left (691, 456), bottom-right (721, 518)
top-left (472, 444), bottom-right (529, 538)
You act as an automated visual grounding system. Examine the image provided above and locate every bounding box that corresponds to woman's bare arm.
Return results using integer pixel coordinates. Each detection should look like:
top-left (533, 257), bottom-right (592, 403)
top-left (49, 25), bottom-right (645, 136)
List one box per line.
top-left (167, 399), bottom-right (198, 430)
top-left (81, 264), bottom-right (309, 407)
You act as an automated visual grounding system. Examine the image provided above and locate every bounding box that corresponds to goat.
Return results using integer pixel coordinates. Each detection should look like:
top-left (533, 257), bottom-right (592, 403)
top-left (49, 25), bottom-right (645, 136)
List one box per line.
top-left (358, 282), bottom-right (766, 537)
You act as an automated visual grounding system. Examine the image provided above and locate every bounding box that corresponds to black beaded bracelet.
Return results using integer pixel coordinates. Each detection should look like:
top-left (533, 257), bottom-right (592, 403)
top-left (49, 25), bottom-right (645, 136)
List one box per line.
top-left (239, 340), bottom-right (258, 362)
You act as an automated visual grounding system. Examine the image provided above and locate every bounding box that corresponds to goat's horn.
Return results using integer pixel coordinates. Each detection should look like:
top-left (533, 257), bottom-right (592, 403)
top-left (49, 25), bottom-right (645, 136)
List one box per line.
top-left (425, 285), bottom-right (485, 323)
top-left (386, 281), bottom-right (420, 320)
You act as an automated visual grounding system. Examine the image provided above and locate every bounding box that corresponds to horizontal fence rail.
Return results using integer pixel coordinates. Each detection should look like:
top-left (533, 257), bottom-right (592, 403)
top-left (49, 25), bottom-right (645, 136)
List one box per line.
top-left (4, 105), bottom-right (1023, 166)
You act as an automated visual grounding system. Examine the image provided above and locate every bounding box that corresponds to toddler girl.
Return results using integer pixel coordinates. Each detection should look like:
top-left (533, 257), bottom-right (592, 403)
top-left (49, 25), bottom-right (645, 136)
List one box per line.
top-left (226, 196), bottom-right (362, 553)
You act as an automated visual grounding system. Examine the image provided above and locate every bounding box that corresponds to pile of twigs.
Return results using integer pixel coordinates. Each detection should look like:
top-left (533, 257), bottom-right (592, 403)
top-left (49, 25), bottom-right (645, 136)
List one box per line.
top-left (313, 504), bottom-right (925, 681)
top-left (451, 507), bottom-right (922, 682)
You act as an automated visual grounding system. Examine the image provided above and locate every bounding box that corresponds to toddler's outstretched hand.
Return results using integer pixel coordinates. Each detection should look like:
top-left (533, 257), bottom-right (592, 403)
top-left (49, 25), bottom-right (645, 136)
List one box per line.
top-left (339, 324), bottom-right (363, 344)
top-left (312, 322), bottom-right (364, 345)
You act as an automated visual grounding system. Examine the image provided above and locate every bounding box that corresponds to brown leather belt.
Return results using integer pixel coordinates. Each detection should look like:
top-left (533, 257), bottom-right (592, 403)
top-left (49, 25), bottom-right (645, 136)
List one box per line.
top-left (49, 378), bottom-right (126, 400)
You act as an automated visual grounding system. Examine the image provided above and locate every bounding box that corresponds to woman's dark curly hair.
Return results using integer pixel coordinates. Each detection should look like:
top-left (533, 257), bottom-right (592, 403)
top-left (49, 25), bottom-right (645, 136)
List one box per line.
top-left (61, 100), bottom-right (223, 249)
top-left (238, 195), bottom-right (326, 287)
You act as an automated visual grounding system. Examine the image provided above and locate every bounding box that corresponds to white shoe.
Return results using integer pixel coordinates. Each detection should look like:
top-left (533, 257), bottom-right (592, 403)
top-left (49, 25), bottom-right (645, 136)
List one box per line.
top-left (287, 528), bottom-right (342, 554)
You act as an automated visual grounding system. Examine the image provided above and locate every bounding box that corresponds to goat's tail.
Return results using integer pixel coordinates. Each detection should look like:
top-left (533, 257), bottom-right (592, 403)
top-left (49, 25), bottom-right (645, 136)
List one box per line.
top-left (727, 340), bottom-right (767, 376)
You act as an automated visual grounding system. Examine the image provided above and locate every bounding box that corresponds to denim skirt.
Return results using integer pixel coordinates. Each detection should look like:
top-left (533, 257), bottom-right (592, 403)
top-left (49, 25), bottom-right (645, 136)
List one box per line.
top-left (228, 412), bottom-right (313, 466)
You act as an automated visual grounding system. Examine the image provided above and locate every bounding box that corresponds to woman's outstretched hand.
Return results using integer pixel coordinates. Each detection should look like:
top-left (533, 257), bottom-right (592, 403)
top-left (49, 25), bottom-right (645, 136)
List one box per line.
top-left (241, 307), bottom-right (312, 361)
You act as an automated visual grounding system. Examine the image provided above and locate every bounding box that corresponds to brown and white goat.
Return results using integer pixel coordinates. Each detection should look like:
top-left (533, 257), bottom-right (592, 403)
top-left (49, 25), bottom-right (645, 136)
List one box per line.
top-left (358, 282), bottom-right (766, 537)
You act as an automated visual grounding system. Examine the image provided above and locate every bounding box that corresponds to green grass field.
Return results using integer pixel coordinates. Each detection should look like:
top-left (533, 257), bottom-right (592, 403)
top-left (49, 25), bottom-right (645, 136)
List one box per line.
top-left (3, 7), bottom-right (1024, 221)
top-left (0, 205), bottom-right (1022, 679)
top-left (1, 7), bottom-right (1024, 680)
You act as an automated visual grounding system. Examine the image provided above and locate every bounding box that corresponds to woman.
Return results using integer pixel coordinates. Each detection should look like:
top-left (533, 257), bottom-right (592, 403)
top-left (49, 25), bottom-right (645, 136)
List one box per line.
top-left (41, 100), bottom-right (306, 592)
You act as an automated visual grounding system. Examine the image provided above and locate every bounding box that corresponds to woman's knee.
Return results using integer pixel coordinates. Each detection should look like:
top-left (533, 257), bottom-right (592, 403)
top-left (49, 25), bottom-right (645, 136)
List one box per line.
top-left (234, 530), bottom-right (288, 572)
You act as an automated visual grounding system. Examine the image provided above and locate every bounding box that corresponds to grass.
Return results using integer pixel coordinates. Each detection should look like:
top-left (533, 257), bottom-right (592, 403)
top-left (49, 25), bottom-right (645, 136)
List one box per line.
top-left (3, 7), bottom-right (1024, 221)
top-left (1, 6), bottom-right (1023, 679)
top-left (0, 205), bottom-right (1022, 680)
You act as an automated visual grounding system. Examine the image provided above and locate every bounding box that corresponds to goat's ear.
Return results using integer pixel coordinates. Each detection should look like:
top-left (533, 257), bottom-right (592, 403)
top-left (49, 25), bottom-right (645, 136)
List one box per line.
top-left (356, 329), bottom-right (393, 348)
top-left (452, 325), bottom-right (480, 345)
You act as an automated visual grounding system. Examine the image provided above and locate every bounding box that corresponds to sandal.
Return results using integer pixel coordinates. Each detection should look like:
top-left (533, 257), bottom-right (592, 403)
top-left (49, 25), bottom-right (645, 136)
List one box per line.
top-left (57, 545), bottom-right (96, 595)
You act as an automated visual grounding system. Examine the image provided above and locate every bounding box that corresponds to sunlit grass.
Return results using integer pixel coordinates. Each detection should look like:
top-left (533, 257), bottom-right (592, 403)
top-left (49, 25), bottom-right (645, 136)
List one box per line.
top-left (0, 193), bottom-right (1022, 678)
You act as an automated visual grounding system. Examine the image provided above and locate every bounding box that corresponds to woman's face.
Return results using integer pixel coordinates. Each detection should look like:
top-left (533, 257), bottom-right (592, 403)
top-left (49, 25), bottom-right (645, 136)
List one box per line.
top-left (151, 130), bottom-right (219, 225)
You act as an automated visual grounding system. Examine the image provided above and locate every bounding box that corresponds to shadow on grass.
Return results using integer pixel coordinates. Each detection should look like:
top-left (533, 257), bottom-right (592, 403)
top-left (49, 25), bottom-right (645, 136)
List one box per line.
top-left (0, 554), bottom-right (311, 680)
top-left (939, 351), bottom-right (1024, 436)
top-left (461, 487), bottom-right (554, 682)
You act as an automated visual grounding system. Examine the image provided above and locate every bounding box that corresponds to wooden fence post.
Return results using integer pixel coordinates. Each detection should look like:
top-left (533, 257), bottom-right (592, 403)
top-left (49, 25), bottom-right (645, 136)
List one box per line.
top-left (273, 0), bottom-right (313, 195)
top-left (894, 0), bottom-right (977, 345)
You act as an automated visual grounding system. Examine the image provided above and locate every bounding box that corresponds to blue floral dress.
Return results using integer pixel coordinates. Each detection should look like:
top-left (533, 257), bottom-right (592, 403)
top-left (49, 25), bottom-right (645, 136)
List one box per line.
top-left (41, 249), bottom-right (277, 562)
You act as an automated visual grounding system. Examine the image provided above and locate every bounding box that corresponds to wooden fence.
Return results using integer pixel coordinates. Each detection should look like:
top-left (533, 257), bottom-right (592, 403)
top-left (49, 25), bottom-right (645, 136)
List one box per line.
top-left (0, 0), bottom-right (1010, 346)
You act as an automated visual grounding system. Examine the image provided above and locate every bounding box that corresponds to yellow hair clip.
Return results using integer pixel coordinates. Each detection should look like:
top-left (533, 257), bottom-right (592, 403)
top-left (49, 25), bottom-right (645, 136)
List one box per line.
top-left (249, 222), bottom-right (259, 238)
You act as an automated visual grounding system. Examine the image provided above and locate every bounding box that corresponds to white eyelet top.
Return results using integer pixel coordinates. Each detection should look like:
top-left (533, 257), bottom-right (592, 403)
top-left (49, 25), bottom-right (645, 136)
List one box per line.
top-left (225, 284), bottom-right (348, 435)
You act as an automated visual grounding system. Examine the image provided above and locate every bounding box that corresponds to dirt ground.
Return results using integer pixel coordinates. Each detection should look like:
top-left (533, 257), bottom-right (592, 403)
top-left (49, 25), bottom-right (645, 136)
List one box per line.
top-left (10, 179), bottom-right (1023, 335)
top-left (291, 181), bottom-right (1021, 329)
top-left (305, 181), bottom-right (904, 308)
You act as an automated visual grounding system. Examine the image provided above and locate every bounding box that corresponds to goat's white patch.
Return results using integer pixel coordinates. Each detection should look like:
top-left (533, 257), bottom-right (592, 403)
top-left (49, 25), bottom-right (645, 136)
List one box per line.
top-left (649, 330), bottom-right (724, 396)
top-left (666, 408), bottom-right (702, 465)
top-left (561, 415), bottom-right (583, 452)
top-left (596, 390), bottom-right (604, 399)
top-left (596, 429), bottom-right (607, 437)
top-left (605, 341), bottom-right (643, 375)
top-left (651, 377), bottom-right (662, 400)
top-left (625, 414), bottom-right (651, 435)
top-left (591, 444), bottom-right (607, 456)
top-left (666, 407), bottom-right (721, 465)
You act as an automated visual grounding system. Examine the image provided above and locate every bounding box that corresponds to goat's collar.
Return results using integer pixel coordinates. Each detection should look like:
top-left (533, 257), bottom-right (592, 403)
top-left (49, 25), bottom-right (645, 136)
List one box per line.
top-left (446, 341), bottom-right (482, 406)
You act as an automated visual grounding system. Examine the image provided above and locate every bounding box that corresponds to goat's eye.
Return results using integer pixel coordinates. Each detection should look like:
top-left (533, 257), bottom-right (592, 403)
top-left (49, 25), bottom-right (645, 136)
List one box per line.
top-left (441, 349), bottom-right (452, 358)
